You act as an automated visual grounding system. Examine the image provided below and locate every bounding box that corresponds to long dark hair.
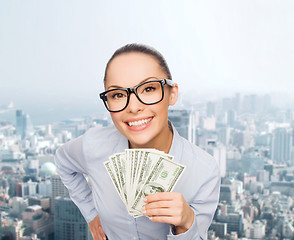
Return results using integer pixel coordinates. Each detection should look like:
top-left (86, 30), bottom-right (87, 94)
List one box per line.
top-left (103, 43), bottom-right (172, 87)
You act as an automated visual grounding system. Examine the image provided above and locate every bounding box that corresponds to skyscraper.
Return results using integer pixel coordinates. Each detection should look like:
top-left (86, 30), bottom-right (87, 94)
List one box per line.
top-left (168, 108), bottom-right (190, 139)
top-left (54, 197), bottom-right (91, 240)
top-left (16, 110), bottom-right (26, 139)
top-left (206, 140), bottom-right (226, 177)
top-left (51, 174), bottom-right (69, 214)
top-left (16, 110), bottom-right (33, 139)
top-left (206, 101), bottom-right (217, 117)
top-left (271, 128), bottom-right (293, 164)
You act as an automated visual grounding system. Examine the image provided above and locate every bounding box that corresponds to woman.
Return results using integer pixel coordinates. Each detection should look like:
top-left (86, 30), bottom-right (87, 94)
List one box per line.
top-left (55, 43), bottom-right (220, 240)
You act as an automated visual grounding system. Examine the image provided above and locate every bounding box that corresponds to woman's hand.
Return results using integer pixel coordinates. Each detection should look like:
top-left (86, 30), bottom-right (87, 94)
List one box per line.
top-left (88, 215), bottom-right (107, 240)
top-left (142, 192), bottom-right (194, 235)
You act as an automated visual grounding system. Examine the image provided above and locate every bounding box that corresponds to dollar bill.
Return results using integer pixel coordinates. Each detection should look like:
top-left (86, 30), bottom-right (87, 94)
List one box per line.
top-left (104, 149), bottom-right (184, 218)
top-left (131, 157), bottom-right (185, 213)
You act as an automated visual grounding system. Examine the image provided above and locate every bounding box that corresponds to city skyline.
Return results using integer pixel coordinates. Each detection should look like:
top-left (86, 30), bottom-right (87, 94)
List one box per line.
top-left (1, 92), bottom-right (294, 239)
top-left (0, 0), bottom-right (294, 113)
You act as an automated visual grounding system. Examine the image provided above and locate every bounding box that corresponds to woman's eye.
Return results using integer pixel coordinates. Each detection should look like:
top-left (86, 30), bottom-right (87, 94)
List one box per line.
top-left (144, 87), bottom-right (156, 93)
top-left (111, 92), bottom-right (126, 99)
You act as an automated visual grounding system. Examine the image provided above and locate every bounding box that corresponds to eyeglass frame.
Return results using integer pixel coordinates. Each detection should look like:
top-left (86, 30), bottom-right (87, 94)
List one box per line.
top-left (99, 79), bottom-right (174, 113)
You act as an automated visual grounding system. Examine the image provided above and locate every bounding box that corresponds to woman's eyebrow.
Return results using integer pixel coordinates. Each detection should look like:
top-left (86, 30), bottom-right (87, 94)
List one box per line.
top-left (107, 77), bottom-right (158, 90)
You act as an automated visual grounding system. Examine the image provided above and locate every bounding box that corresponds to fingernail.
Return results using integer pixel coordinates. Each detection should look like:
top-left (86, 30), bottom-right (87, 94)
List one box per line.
top-left (144, 198), bottom-right (147, 202)
top-left (103, 238), bottom-right (106, 240)
top-left (147, 216), bottom-right (152, 220)
top-left (142, 206), bottom-right (146, 214)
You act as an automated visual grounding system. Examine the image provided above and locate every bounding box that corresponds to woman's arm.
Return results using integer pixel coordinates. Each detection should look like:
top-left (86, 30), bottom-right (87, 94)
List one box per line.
top-left (55, 135), bottom-right (106, 240)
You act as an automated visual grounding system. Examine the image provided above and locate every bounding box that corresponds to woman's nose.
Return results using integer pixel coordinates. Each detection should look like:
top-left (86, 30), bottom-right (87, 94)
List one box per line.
top-left (126, 92), bottom-right (144, 113)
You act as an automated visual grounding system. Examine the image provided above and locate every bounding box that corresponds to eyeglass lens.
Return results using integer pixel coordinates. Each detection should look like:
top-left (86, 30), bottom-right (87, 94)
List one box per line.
top-left (105, 81), bottom-right (163, 112)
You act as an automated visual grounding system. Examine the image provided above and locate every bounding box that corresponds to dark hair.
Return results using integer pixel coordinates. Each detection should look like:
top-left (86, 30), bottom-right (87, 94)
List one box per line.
top-left (103, 43), bottom-right (172, 87)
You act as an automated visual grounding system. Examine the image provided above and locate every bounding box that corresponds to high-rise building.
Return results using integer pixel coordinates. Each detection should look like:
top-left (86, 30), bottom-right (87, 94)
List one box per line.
top-left (54, 197), bottom-right (91, 240)
top-left (218, 126), bottom-right (231, 146)
top-left (209, 221), bottom-right (227, 238)
top-left (206, 101), bottom-right (217, 117)
top-left (219, 185), bottom-right (235, 204)
top-left (26, 159), bottom-right (39, 177)
top-left (28, 196), bottom-right (50, 211)
top-left (22, 205), bottom-right (53, 237)
top-left (16, 110), bottom-right (27, 139)
top-left (1, 218), bottom-right (25, 240)
top-left (10, 197), bottom-right (29, 218)
top-left (38, 179), bottom-right (52, 196)
top-left (51, 174), bottom-right (69, 214)
top-left (245, 220), bottom-right (266, 239)
top-left (168, 108), bottom-right (190, 139)
top-left (206, 140), bottom-right (226, 177)
top-left (21, 180), bottom-right (38, 197)
top-left (271, 128), bottom-right (293, 164)
top-left (216, 213), bottom-right (243, 237)
top-left (241, 153), bottom-right (264, 175)
top-left (201, 117), bottom-right (216, 131)
top-left (226, 110), bottom-right (236, 127)
top-left (16, 110), bottom-right (33, 139)
top-left (242, 94), bottom-right (258, 114)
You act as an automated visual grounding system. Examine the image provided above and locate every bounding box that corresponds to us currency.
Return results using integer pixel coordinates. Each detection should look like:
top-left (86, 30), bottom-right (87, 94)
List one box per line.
top-left (132, 149), bottom-right (174, 204)
top-left (131, 157), bottom-right (185, 214)
top-left (104, 160), bottom-right (126, 205)
top-left (104, 149), bottom-right (184, 218)
top-left (115, 152), bottom-right (128, 205)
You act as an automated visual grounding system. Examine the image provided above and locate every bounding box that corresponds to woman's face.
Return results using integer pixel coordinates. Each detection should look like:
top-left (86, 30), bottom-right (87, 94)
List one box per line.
top-left (105, 52), bottom-right (178, 149)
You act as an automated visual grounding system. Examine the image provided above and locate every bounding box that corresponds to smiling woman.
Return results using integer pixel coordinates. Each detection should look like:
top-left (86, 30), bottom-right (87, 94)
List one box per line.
top-left (55, 43), bottom-right (221, 240)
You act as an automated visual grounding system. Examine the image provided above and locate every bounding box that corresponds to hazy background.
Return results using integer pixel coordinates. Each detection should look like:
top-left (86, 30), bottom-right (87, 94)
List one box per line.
top-left (0, 0), bottom-right (294, 124)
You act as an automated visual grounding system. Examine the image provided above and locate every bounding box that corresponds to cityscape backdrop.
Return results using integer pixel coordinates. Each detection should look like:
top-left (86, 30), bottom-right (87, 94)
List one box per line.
top-left (1, 1), bottom-right (294, 240)
top-left (0, 0), bottom-right (294, 125)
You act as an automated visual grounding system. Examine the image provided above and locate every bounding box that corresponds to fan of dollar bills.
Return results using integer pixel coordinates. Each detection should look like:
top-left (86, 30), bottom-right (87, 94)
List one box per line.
top-left (104, 149), bottom-right (186, 218)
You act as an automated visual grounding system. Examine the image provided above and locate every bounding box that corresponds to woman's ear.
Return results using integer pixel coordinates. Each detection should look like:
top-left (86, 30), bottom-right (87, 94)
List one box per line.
top-left (168, 83), bottom-right (178, 106)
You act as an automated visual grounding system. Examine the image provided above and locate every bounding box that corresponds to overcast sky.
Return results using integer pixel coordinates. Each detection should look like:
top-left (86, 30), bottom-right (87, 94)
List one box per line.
top-left (0, 0), bottom-right (294, 122)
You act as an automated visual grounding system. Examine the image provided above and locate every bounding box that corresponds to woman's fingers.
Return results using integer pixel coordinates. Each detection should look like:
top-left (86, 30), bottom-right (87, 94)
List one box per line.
top-left (89, 215), bottom-right (107, 240)
top-left (142, 192), bottom-right (194, 232)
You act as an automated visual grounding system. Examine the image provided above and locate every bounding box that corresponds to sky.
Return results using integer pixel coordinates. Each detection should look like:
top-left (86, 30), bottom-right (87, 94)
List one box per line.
top-left (0, 0), bottom-right (294, 123)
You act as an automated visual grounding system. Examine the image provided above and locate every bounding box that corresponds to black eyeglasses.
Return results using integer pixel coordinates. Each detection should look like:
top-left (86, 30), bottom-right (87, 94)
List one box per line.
top-left (99, 79), bottom-right (174, 112)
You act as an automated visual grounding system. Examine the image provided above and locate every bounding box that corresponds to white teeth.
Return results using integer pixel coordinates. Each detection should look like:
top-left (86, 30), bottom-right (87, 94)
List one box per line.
top-left (128, 118), bottom-right (152, 127)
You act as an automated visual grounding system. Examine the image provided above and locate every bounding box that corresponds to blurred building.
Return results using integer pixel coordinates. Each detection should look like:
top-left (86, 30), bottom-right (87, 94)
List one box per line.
top-left (241, 153), bottom-right (264, 175)
top-left (22, 205), bottom-right (53, 238)
top-left (10, 197), bottom-right (29, 218)
top-left (220, 184), bottom-right (235, 204)
top-left (168, 108), bottom-right (191, 139)
top-left (245, 220), bottom-right (266, 239)
top-left (205, 139), bottom-right (226, 177)
top-left (206, 101), bottom-right (217, 117)
top-left (16, 110), bottom-right (33, 140)
top-left (51, 174), bottom-right (69, 214)
top-left (54, 196), bottom-right (91, 240)
top-left (22, 179), bottom-right (38, 197)
top-left (216, 213), bottom-right (244, 237)
top-left (38, 179), bottom-right (52, 196)
top-left (270, 128), bottom-right (293, 164)
top-left (209, 221), bottom-right (227, 238)
top-left (1, 217), bottom-right (25, 240)
top-left (28, 196), bottom-right (50, 211)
